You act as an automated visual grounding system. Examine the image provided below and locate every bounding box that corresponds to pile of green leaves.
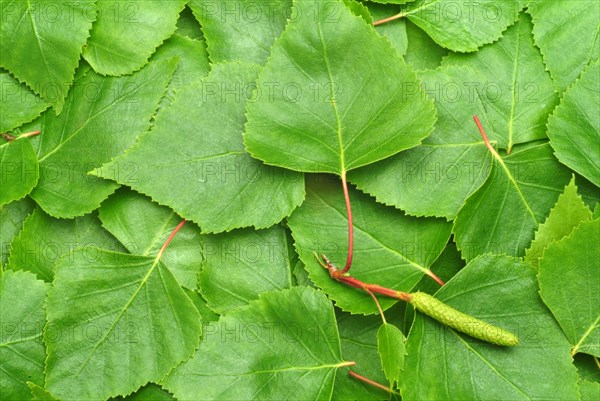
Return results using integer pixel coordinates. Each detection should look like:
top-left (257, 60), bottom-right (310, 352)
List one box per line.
top-left (1, 0), bottom-right (599, 400)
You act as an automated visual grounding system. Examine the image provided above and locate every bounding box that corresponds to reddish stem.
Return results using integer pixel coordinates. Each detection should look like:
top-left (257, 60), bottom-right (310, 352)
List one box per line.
top-left (156, 219), bottom-right (186, 259)
top-left (349, 371), bottom-right (400, 395)
top-left (19, 130), bottom-right (41, 139)
top-left (340, 171), bottom-right (353, 273)
top-left (373, 13), bottom-right (404, 26)
top-left (473, 116), bottom-right (495, 154)
top-left (426, 271), bottom-right (446, 286)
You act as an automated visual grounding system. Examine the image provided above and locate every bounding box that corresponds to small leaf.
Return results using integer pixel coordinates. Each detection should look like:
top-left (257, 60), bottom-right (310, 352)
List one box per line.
top-left (0, 72), bottom-right (49, 133)
top-left (401, 254), bottom-right (579, 400)
top-left (0, 270), bottom-right (50, 400)
top-left (288, 175), bottom-right (452, 314)
top-left (99, 189), bottom-right (202, 290)
top-left (28, 382), bottom-right (59, 401)
top-left (377, 323), bottom-right (406, 385)
top-left (45, 249), bottom-right (202, 401)
top-left (547, 61), bottom-right (600, 187)
top-left (199, 225), bottom-right (294, 314)
top-left (404, 20), bottom-right (448, 71)
top-left (538, 219), bottom-right (600, 357)
top-left (0, 0), bottom-right (96, 111)
top-left (83, 0), bottom-right (187, 75)
top-left (399, 0), bottom-right (526, 52)
top-left (529, 0), bottom-right (600, 91)
top-left (8, 208), bottom-right (125, 282)
top-left (244, 0), bottom-right (436, 175)
top-left (111, 383), bottom-right (175, 401)
top-left (94, 62), bottom-right (304, 233)
top-left (30, 59), bottom-right (177, 218)
top-left (0, 198), bottom-right (35, 265)
top-left (0, 137), bottom-right (39, 205)
top-left (164, 286), bottom-right (348, 401)
top-left (525, 177), bottom-right (593, 267)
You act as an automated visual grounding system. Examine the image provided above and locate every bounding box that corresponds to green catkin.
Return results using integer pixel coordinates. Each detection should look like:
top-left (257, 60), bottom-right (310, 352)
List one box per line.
top-left (410, 292), bottom-right (519, 347)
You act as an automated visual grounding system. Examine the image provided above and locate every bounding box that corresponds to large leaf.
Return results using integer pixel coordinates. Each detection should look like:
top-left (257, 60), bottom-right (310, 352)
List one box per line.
top-left (0, 0), bottom-right (95, 111)
top-left (350, 65), bottom-right (492, 219)
top-left (189, 0), bottom-right (293, 65)
top-left (0, 72), bottom-right (49, 133)
top-left (547, 61), bottom-right (600, 187)
top-left (401, 255), bottom-right (579, 400)
top-left (288, 175), bottom-right (452, 314)
top-left (94, 62), bottom-right (304, 233)
top-left (0, 136), bottom-right (39, 205)
top-left (398, 0), bottom-right (526, 52)
top-left (443, 12), bottom-right (558, 152)
top-left (164, 286), bottom-right (348, 401)
top-left (0, 270), bottom-right (49, 400)
top-left (8, 208), bottom-right (124, 282)
top-left (528, 0), bottom-right (600, 91)
top-left (538, 219), bottom-right (600, 357)
top-left (83, 0), bottom-right (187, 75)
top-left (199, 225), bottom-right (294, 314)
top-left (30, 59), bottom-right (176, 218)
top-left (244, 0), bottom-right (435, 175)
top-left (44, 249), bottom-right (202, 401)
top-left (453, 143), bottom-right (572, 260)
top-left (525, 177), bottom-right (593, 267)
top-left (0, 198), bottom-right (34, 266)
top-left (99, 189), bottom-right (202, 290)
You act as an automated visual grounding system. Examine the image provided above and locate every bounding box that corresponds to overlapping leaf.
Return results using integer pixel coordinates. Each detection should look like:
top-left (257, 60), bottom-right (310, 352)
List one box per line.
top-left (94, 62), bottom-right (304, 233)
top-left (539, 219), bottom-right (600, 357)
top-left (0, 136), bottom-right (39, 205)
top-left (164, 286), bottom-right (347, 401)
top-left (0, 0), bottom-right (95, 111)
top-left (189, 0), bottom-right (293, 65)
top-left (199, 225), bottom-right (294, 314)
top-left (350, 65), bottom-right (492, 219)
top-left (30, 59), bottom-right (176, 218)
top-left (288, 176), bottom-right (452, 314)
top-left (404, 20), bottom-right (448, 71)
top-left (45, 249), bottom-right (202, 401)
top-left (8, 208), bottom-right (124, 282)
top-left (525, 177), bottom-right (593, 266)
top-left (83, 0), bottom-right (187, 75)
top-left (547, 61), bottom-right (600, 187)
top-left (529, 0), bottom-right (600, 91)
top-left (0, 72), bottom-right (49, 133)
top-left (398, 0), bottom-right (526, 52)
top-left (401, 255), bottom-right (579, 400)
top-left (444, 12), bottom-right (558, 152)
top-left (0, 198), bottom-right (34, 266)
top-left (453, 143), bottom-right (572, 260)
top-left (244, 0), bottom-right (436, 175)
top-left (377, 323), bottom-right (406, 386)
top-left (0, 270), bottom-right (49, 400)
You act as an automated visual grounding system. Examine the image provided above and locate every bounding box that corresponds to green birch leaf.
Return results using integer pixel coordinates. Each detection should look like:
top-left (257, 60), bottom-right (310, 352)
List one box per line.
top-left (28, 382), bottom-right (60, 401)
top-left (184, 288), bottom-right (219, 322)
top-left (164, 286), bottom-right (348, 401)
top-left (443, 12), bottom-right (558, 152)
top-left (0, 270), bottom-right (50, 400)
top-left (98, 189), bottom-right (202, 290)
top-left (350, 65), bottom-right (492, 219)
top-left (547, 61), bottom-right (600, 187)
top-left (244, 0), bottom-right (436, 175)
top-left (288, 175), bottom-right (452, 314)
top-left (401, 255), bottom-right (579, 400)
top-left (112, 383), bottom-right (175, 401)
top-left (528, 0), bottom-right (600, 91)
top-left (453, 143), bottom-right (572, 261)
top-left (45, 248), bottom-right (202, 401)
top-left (377, 323), bottom-right (406, 385)
top-left (0, 198), bottom-right (34, 266)
top-left (0, 0), bottom-right (95, 111)
top-left (199, 225), bottom-right (294, 314)
top-left (175, 6), bottom-right (204, 40)
top-left (404, 20), bottom-right (449, 71)
top-left (0, 137), bottom-right (39, 205)
top-left (525, 177), bottom-right (593, 267)
top-left (83, 0), bottom-right (187, 76)
top-left (332, 311), bottom-right (389, 401)
top-left (93, 62), bottom-right (304, 233)
top-left (538, 219), bottom-right (600, 357)
top-left (580, 380), bottom-right (600, 401)
top-left (367, 2), bottom-right (407, 56)
top-left (8, 208), bottom-right (124, 282)
top-left (189, 0), bottom-right (293, 65)
top-left (0, 72), bottom-right (49, 133)
top-left (398, 0), bottom-right (526, 52)
top-left (343, 0), bottom-right (374, 24)
top-left (574, 353), bottom-right (600, 383)
top-left (30, 59), bottom-right (177, 218)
